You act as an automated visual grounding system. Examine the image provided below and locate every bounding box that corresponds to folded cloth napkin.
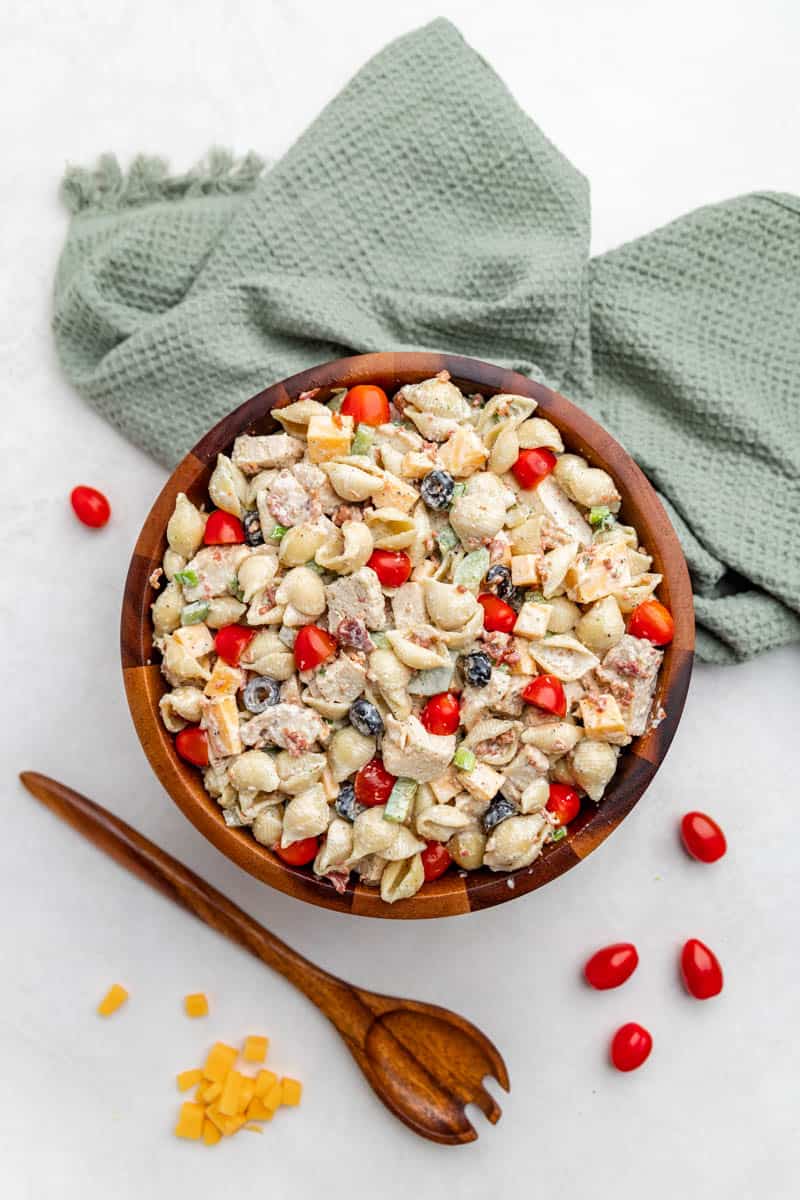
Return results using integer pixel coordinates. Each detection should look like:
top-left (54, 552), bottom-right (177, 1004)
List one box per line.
top-left (53, 19), bottom-right (800, 664)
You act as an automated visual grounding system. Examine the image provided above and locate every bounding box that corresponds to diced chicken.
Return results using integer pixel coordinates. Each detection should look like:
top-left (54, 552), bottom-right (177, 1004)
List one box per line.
top-left (240, 702), bottom-right (330, 755)
top-left (305, 653), bottom-right (367, 708)
top-left (258, 469), bottom-right (322, 528)
top-left (293, 460), bottom-right (340, 514)
top-left (457, 762), bottom-right (504, 804)
top-left (381, 715), bottom-right (456, 783)
top-left (528, 475), bottom-right (592, 546)
top-left (232, 433), bottom-right (304, 474)
top-left (325, 567), bottom-right (387, 632)
top-left (594, 634), bottom-right (663, 736)
top-left (391, 582), bottom-right (427, 629)
top-left (181, 545), bottom-right (250, 602)
top-left (459, 669), bottom-right (529, 728)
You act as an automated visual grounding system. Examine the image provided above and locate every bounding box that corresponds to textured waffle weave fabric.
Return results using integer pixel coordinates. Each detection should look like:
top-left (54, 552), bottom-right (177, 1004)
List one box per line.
top-left (53, 19), bottom-right (799, 663)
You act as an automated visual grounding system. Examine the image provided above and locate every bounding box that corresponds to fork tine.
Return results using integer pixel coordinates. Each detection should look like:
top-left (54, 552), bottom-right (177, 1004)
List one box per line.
top-left (472, 1082), bottom-right (503, 1125)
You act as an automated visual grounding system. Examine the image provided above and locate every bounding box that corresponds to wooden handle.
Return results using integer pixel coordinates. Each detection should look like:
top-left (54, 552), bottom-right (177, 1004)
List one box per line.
top-left (19, 772), bottom-right (375, 1046)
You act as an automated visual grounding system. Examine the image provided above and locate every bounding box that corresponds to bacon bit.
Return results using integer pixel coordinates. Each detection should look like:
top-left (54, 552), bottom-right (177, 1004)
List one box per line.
top-left (149, 567), bottom-right (164, 589)
top-left (298, 388), bottom-right (321, 401)
top-left (409, 631), bottom-right (434, 649)
top-left (481, 631), bottom-right (519, 664)
top-left (332, 505), bottom-right (364, 527)
top-left (285, 731), bottom-right (310, 757)
top-left (324, 872), bottom-right (350, 894)
top-left (336, 618), bottom-right (374, 652)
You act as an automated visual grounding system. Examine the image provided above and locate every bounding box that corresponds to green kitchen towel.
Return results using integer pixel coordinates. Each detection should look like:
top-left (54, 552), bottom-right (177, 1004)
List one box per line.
top-left (53, 19), bottom-right (800, 664)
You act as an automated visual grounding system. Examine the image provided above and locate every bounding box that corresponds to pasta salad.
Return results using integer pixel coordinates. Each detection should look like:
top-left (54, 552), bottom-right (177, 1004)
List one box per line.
top-left (151, 373), bottom-right (673, 904)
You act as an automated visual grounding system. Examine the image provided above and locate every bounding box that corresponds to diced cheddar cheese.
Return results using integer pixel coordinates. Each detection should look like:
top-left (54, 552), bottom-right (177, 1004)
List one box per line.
top-left (175, 1102), bottom-right (205, 1140)
top-left (457, 762), bottom-right (504, 804)
top-left (203, 1042), bottom-right (238, 1083)
top-left (438, 427), bottom-right (488, 478)
top-left (280, 1078), bottom-right (303, 1107)
top-left (246, 1098), bottom-right (276, 1122)
top-left (579, 694), bottom-right (630, 745)
top-left (565, 541), bottom-right (631, 604)
top-left (262, 1079), bottom-right (283, 1112)
top-left (201, 694), bottom-right (242, 758)
top-left (254, 1068), bottom-right (278, 1098)
top-left (206, 1105), bottom-right (246, 1137)
top-left (243, 1036), bottom-right (269, 1064)
top-left (244, 1124), bottom-right (264, 1134)
top-left (239, 1077), bottom-right (256, 1111)
top-left (199, 1079), bottom-right (222, 1104)
top-left (510, 554), bottom-right (540, 587)
top-left (219, 1069), bottom-right (246, 1116)
top-left (508, 643), bottom-right (537, 675)
top-left (204, 659), bottom-right (244, 698)
top-left (321, 767), bottom-right (338, 801)
top-left (513, 601), bottom-right (550, 640)
top-left (202, 1119), bottom-right (221, 1147)
top-left (184, 993), bottom-right (209, 1019)
top-left (97, 983), bottom-right (128, 1017)
top-left (172, 623), bottom-right (214, 657)
top-left (176, 1068), bottom-right (204, 1092)
top-left (429, 768), bottom-right (462, 804)
top-left (306, 412), bottom-right (354, 463)
top-left (400, 450), bottom-right (437, 479)
top-left (376, 472), bottom-right (420, 513)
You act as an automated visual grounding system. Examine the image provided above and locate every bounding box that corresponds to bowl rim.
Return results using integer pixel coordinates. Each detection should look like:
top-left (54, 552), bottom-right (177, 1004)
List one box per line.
top-left (122, 351), bottom-right (694, 919)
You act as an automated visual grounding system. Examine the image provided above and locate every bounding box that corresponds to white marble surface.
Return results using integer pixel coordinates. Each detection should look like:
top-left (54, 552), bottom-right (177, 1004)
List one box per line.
top-left (2, 1), bottom-right (798, 1196)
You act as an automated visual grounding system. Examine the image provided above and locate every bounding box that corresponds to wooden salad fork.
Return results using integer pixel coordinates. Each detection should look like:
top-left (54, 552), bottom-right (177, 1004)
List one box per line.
top-left (20, 772), bottom-right (509, 1145)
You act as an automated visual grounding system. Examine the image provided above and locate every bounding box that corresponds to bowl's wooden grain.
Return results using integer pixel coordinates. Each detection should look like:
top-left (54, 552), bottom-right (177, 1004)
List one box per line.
top-left (122, 352), bottom-right (694, 918)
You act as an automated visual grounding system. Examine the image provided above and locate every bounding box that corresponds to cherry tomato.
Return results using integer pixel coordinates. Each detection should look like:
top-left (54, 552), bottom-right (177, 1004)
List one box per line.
top-left (367, 549), bottom-right (412, 588)
top-left (354, 758), bottom-right (396, 808)
top-left (610, 1023), bottom-right (653, 1072)
top-left (522, 674), bottom-right (567, 717)
top-left (680, 938), bottom-right (723, 1000)
top-left (584, 943), bottom-right (639, 990)
top-left (421, 841), bottom-right (452, 882)
top-left (175, 726), bottom-right (209, 767)
top-left (293, 624), bottom-right (337, 671)
top-left (546, 782), bottom-right (581, 826)
top-left (341, 384), bottom-right (390, 427)
top-left (511, 447), bottom-right (557, 490)
top-left (204, 510), bottom-right (246, 545)
top-left (214, 625), bottom-right (256, 667)
top-left (628, 598), bottom-right (674, 646)
top-left (420, 692), bottom-right (461, 735)
top-left (680, 811), bottom-right (727, 863)
top-left (274, 837), bottom-right (319, 866)
top-left (70, 485), bottom-right (111, 528)
top-left (477, 593), bottom-right (517, 633)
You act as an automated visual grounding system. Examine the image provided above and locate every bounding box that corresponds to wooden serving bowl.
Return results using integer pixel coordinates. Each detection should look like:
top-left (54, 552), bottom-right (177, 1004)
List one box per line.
top-left (122, 352), bottom-right (694, 919)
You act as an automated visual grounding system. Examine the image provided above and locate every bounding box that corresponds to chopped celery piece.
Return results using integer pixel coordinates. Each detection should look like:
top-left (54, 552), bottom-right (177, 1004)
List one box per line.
top-left (370, 631), bottom-right (390, 649)
top-left (435, 524), bottom-right (459, 553)
top-left (351, 424), bottom-right (374, 456)
top-left (173, 568), bottom-right (199, 587)
top-left (589, 506), bottom-right (615, 531)
top-left (451, 482), bottom-right (466, 500)
top-left (305, 560), bottom-right (325, 574)
top-left (408, 650), bottom-right (458, 695)
top-left (453, 547), bottom-right (489, 593)
top-left (327, 388), bottom-right (347, 413)
top-left (383, 778), bottom-right (417, 823)
top-left (181, 600), bottom-right (209, 625)
top-left (269, 524), bottom-right (289, 541)
top-left (229, 576), bottom-right (244, 601)
top-left (550, 826), bottom-right (568, 843)
top-left (524, 589), bottom-right (545, 603)
top-left (453, 746), bottom-right (476, 772)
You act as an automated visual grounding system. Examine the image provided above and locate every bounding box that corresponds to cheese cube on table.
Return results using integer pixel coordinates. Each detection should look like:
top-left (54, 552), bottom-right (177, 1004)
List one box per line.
top-left (513, 601), bottom-right (551, 640)
top-left (579, 694), bottom-right (630, 744)
top-left (306, 412), bottom-right (354, 463)
top-left (457, 761), bottom-right (505, 804)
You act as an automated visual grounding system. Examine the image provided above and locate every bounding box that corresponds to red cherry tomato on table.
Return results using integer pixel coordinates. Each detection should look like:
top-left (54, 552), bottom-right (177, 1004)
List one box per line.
top-left (421, 842), bottom-right (452, 882)
top-left (610, 1023), bottom-right (652, 1072)
top-left (354, 758), bottom-right (396, 808)
top-left (681, 811), bottom-right (727, 863)
top-left (341, 384), bottom-right (391, 427)
top-left (204, 510), bottom-right (246, 545)
top-left (70, 485), bottom-right (111, 528)
top-left (175, 726), bottom-right (209, 767)
top-left (367, 549), bottom-right (412, 588)
top-left (546, 782), bottom-right (581, 826)
top-left (628, 598), bottom-right (674, 646)
top-left (681, 938), bottom-right (723, 1000)
top-left (214, 625), bottom-right (256, 667)
top-left (584, 943), bottom-right (639, 990)
top-left (274, 837), bottom-right (319, 867)
top-left (511, 448), bottom-right (557, 490)
top-left (522, 674), bottom-right (567, 717)
top-left (293, 624), bottom-right (337, 671)
top-left (477, 593), bottom-right (517, 633)
top-left (420, 692), bottom-right (461, 736)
